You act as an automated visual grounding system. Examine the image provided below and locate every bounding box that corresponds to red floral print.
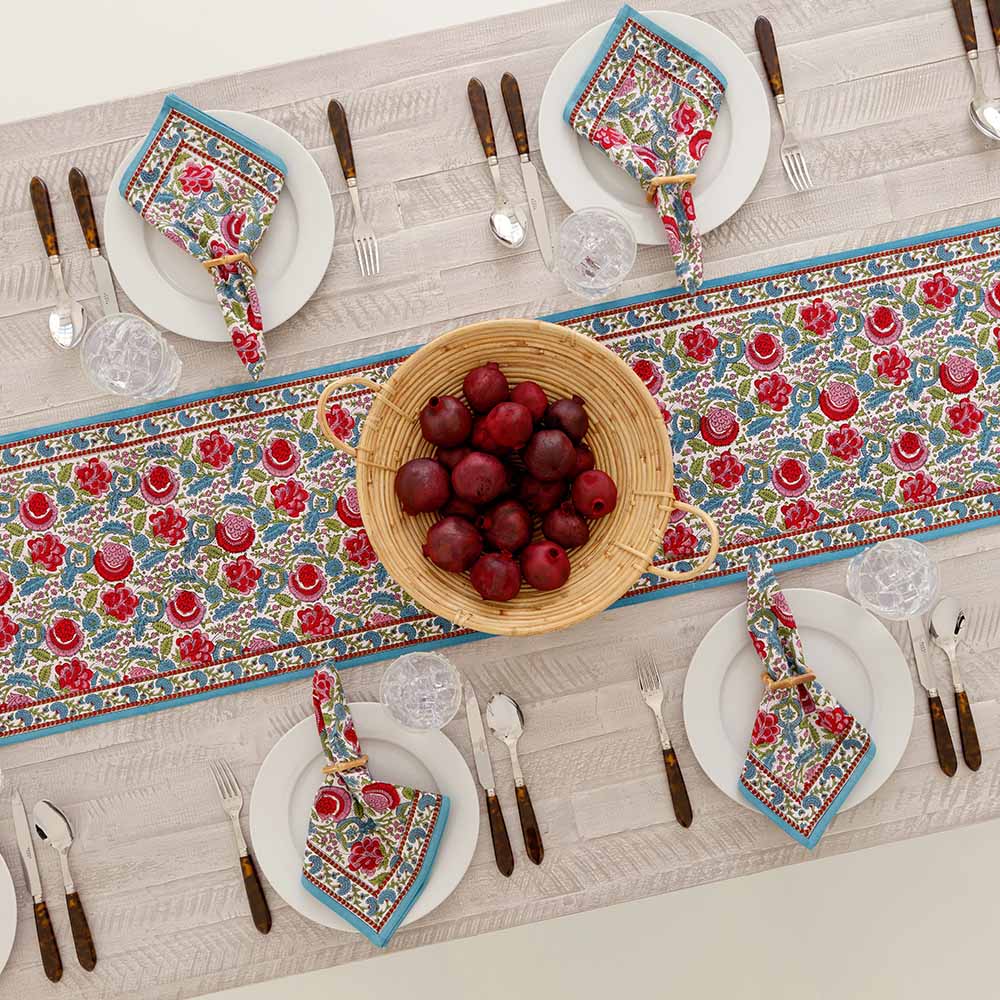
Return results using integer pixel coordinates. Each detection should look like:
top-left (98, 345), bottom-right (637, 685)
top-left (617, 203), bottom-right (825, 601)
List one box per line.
top-left (289, 562), bottom-right (327, 602)
top-left (220, 210), bottom-right (246, 251)
top-left (818, 381), bottom-right (859, 422)
top-left (75, 457), bottom-right (113, 496)
top-left (324, 404), bottom-right (355, 442)
top-left (298, 604), bottom-right (336, 639)
top-left (336, 488), bottom-right (364, 528)
top-left (771, 592), bottom-right (797, 629)
top-left (198, 429), bottom-right (234, 469)
top-left (20, 491), bottom-right (57, 531)
top-left (755, 372), bottom-right (793, 411)
top-left (632, 144), bottom-right (659, 172)
top-left (150, 507), bottom-right (188, 544)
top-left (864, 305), bottom-right (902, 345)
top-left (178, 162), bottom-right (214, 194)
top-left (0, 611), bottom-right (18, 651)
top-left (314, 785), bottom-right (352, 822)
top-left (781, 498), bottom-right (820, 531)
top-left (344, 529), bottom-right (378, 569)
top-left (0, 572), bottom-right (11, 607)
top-left (681, 324), bottom-right (717, 362)
top-left (262, 438), bottom-right (300, 477)
top-left (746, 331), bottom-right (783, 371)
top-left (224, 555), bottom-right (261, 594)
top-left (101, 583), bottom-right (139, 622)
top-left (750, 632), bottom-right (768, 662)
top-left (800, 298), bottom-right (837, 337)
top-left (592, 125), bottom-right (627, 149)
top-left (874, 345), bottom-right (911, 385)
top-left (140, 465), bottom-right (179, 505)
top-left (246, 286), bottom-right (263, 331)
top-left (901, 470), bottom-right (937, 505)
top-left (208, 239), bottom-right (240, 279)
top-left (631, 359), bottom-right (664, 394)
top-left (271, 479), bottom-right (309, 518)
top-left (313, 669), bottom-right (333, 706)
top-left (688, 129), bottom-right (711, 160)
top-left (28, 533), bottom-right (65, 571)
top-left (47, 617), bottom-right (83, 656)
top-left (166, 590), bottom-right (205, 629)
top-left (94, 541), bottom-right (133, 581)
top-left (215, 513), bottom-right (255, 554)
top-left (708, 451), bottom-right (745, 489)
top-left (56, 658), bottom-right (93, 694)
top-left (347, 836), bottom-right (385, 874)
top-left (920, 271), bottom-right (958, 310)
top-left (662, 522), bottom-right (699, 559)
top-left (344, 720), bottom-right (360, 751)
top-left (751, 711), bottom-right (780, 746)
top-left (817, 706), bottom-right (853, 735)
top-left (939, 356), bottom-right (979, 395)
top-left (231, 329), bottom-right (261, 366)
top-left (681, 189), bottom-right (696, 220)
top-left (361, 782), bottom-right (401, 813)
top-left (700, 407), bottom-right (739, 447)
top-left (948, 398), bottom-right (984, 435)
top-left (827, 424), bottom-right (863, 462)
top-left (773, 458), bottom-right (810, 498)
top-left (177, 631), bottom-right (215, 665)
top-left (671, 103), bottom-right (698, 134)
top-left (890, 431), bottom-right (928, 472)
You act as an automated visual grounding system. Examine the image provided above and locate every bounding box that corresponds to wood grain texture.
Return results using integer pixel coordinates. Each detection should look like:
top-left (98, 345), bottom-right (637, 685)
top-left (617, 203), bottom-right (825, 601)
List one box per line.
top-left (3, 1), bottom-right (1000, 996)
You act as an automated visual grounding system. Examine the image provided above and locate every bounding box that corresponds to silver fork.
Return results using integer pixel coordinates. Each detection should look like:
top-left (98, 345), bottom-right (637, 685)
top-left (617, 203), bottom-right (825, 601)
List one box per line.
top-left (754, 17), bottom-right (813, 193)
top-left (210, 759), bottom-right (272, 933)
top-left (636, 653), bottom-right (693, 828)
top-left (327, 99), bottom-right (380, 277)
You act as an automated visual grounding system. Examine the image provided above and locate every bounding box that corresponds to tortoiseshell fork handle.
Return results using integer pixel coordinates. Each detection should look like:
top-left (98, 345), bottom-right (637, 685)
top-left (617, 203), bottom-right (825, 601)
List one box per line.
top-left (485, 790), bottom-right (514, 877)
top-left (29, 176), bottom-right (59, 257)
top-left (928, 694), bottom-right (958, 777)
top-left (327, 100), bottom-right (357, 182)
top-left (467, 78), bottom-right (497, 159)
top-left (952, 0), bottom-right (978, 52)
top-left (240, 854), bottom-right (272, 933)
top-left (662, 748), bottom-right (693, 828)
top-left (515, 784), bottom-right (543, 865)
top-left (68, 168), bottom-right (100, 251)
top-left (34, 900), bottom-right (63, 982)
top-left (986, 0), bottom-right (1000, 45)
top-left (500, 73), bottom-right (530, 157)
top-left (754, 17), bottom-right (784, 98)
top-left (66, 891), bottom-right (97, 971)
top-left (956, 691), bottom-right (982, 771)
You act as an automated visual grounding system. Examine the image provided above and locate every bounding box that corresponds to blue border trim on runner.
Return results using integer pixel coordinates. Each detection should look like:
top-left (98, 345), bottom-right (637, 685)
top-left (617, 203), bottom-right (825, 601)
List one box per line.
top-left (117, 92), bottom-right (287, 201)
top-left (300, 795), bottom-right (450, 947)
top-left (738, 740), bottom-right (875, 849)
top-left (563, 4), bottom-right (728, 124)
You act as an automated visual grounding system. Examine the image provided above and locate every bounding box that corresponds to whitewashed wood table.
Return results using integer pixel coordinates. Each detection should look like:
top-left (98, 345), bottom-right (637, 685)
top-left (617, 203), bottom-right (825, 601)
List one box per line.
top-left (3, 0), bottom-right (1000, 995)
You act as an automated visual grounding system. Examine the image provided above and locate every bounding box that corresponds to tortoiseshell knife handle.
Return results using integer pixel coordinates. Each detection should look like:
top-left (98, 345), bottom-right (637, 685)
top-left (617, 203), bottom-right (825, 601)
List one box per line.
top-left (515, 784), bottom-right (543, 865)
top-left (240, 854), bottom-right (272, 934)
top-left (987, 0), bottom-right (1000, 46)
top-left (956, 691), bottom-right (982, 771)
top-left (467, 78), bottom-right (497, 160)
top-left (500, 72), bottom-right (530, 157)
top-left (754, 17), bottom-right (785, 98)
top-left (485, 790), bottom-right (514, 877)
top-left (66, 891), bottom-right (97, 970)
top-left (34, 900), bottom-right (63, 982)
top-left (30, 177), bottom-right (59, 257)
top-left (928, 694), bottom-right (958, 777)
top-left (68, 168), bottom-right (100, 251)
top-left (952, 0), bottom-right (978, 52)
top-left (662, 748), bottom-right (693, 828)
top-left (327, 100), bottom-right (357, 182)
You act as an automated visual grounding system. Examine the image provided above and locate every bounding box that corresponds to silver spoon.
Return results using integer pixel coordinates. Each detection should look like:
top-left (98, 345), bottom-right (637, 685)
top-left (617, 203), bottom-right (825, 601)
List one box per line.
top-left (929, 597), bottom-right (982, 770)
top-left (953, 0), bottom-right (1000, 140)
top-left (30, 177), bottom-right (88, 349)
top-left (32, 799), bottom-right (97, 970)
top-left (485, 692), bottom-right (543, 865)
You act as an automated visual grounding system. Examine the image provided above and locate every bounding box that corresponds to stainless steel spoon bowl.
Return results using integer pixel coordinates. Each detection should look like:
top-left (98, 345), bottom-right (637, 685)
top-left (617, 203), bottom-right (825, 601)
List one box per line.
top-left (489, 194), bottom-right (527, 249)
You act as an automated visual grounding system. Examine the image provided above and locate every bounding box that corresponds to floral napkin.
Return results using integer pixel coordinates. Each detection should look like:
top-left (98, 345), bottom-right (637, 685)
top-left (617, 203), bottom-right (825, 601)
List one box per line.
top-left (740, 552), bottom-right (875, 848)
top-left (301, 668), bottom-right (450, 947)
top-left (564, 5), bottom-right (727, 290)
top-left (119, 93), bottom-right (286, 380)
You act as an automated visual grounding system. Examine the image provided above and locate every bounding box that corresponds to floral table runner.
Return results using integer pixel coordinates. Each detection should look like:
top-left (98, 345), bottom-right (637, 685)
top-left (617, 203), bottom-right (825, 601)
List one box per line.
top-left (1, 220), bottom-right (999, 742)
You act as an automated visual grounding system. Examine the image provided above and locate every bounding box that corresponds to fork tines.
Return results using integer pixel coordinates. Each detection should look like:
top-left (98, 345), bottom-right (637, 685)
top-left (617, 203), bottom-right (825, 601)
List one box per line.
top-left (210, 758), bottom-right (242, 806)
top-left (781, 145), bottom-right (814, 194)
top-left (636, 651), bottom-right (662, 695)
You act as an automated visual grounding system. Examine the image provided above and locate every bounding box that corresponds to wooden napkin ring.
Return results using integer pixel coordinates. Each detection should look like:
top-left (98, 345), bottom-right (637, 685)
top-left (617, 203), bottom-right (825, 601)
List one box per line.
top-left (645, 173), bottom-right (697, 203)
top-left (322, 755), bottom-right (368, 775)
top-left (203, 251), bottom-right (257, 275)
top-left (761, 671), bottom-right (816, 692)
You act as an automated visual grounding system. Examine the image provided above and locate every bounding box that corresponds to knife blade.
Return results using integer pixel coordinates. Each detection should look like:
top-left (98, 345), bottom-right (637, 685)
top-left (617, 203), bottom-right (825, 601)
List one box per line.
top-left (465, 684), bottom-right (514, 876)
top-left (500, 73), bottom-right (554, 269)
top-left (12, 790), bottom-right (63, 981)
top-left (907, 616), bottom-right (958, 777)
top-left (68, 167), bottom-right (119, 315)
top-left (907, 615), bottom-right (937, 695)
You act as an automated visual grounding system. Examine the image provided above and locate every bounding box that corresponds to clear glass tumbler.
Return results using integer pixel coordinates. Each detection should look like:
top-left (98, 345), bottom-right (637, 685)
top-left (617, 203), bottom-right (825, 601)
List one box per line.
top-left (556, 207), bottom-right (637, 300)
top-left (80, 312), bottom-right (182, 401)
top-left (846, 538), bottom-right (940, 620)
top-left (379, 651), bottom-right (463, 730)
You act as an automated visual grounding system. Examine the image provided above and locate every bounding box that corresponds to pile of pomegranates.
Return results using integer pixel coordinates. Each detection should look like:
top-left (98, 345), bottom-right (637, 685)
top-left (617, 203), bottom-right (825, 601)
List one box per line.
top-left (393, 361), bottom-right (618, 602)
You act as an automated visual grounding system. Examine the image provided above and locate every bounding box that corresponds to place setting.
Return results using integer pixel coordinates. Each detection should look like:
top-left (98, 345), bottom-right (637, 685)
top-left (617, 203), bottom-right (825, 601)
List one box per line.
top-left (4, 0), bottom-right (1000, 981)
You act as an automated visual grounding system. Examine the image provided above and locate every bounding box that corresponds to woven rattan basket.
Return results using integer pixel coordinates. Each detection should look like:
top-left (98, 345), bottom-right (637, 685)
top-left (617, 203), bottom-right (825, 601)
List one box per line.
top-left (316, 319), bottom-right (718, 637)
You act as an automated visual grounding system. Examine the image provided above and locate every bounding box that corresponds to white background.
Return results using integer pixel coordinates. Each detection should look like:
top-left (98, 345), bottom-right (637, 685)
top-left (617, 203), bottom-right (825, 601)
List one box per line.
top-left (3, 2), bottom-right (997, 997)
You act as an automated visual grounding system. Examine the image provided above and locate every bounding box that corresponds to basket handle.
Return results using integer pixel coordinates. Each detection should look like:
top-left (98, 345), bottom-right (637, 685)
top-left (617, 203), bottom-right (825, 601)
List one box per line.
top-left (646, 500), bottom-right (720, 582)
top-left (316, 376), bottom-right (386, 459)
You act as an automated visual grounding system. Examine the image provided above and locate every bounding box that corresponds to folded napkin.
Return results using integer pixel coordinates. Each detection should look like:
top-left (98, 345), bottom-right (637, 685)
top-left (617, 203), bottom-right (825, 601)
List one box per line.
top-left (119, 93), bottom-right (286, 380)
top-left (740, 552), bottom-right (875, 848)
top-left (301, 668), bottom-right (450, 946)
top-left (564, 5), bottom-right (726, 290)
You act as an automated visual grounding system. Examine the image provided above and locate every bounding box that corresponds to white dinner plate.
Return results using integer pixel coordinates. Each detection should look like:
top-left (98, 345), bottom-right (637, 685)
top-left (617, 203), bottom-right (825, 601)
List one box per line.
top-left (538, 11), bottom-right (770, 244)
top-left (683, 589), bottom-right (914, 811)
top-left (0, 853), bottom-right (15, 975)
top-left (250, 703), bottom-right (479, 932)
top-left (105, 111), bottom-right (334, 342)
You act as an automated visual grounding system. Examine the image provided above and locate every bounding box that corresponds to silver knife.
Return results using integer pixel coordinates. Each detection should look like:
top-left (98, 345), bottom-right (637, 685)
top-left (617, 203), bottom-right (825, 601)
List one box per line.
top-left (465, 684), bottom-right (514, 876)
top-left (501, 73), bottom-right (554, 270)
top-left (12, 790), bottom-right (63, 982)
top-left (907, 616), bottom-right (958, 777)
top-left (69, 167), bottom-right (120, 315)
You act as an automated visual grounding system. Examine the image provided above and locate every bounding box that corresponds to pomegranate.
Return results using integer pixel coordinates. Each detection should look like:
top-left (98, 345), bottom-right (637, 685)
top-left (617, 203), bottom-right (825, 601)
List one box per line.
top-left (470, 551), bottom-right (522, 602)
top-left (471, 417), bottom-right (506, 455)
top-left (545, 396), bottom-right (589, 441)
top-left (394, 458), bottom-right (450, 514)
top-left (436, 445), bottom-right (472, 470)
top-left (423, 517), bottom-right (483, 572)
top-left (419, 395), bottom-right (473, 447)
top-left (463, 362), bottom-right (509, 413)
top-left (572, 470), bottom-right (618, 519)
top-left (511, 381), bottom-right (548, 422)
top-left (451, 452), bottom-right (507, 505)
top-left (519, 476), bottom-right (566, 514)
top-left (521, 541), bottom-right (571, 591)
top-left (524, 429), bottom-right (576, 481)
top-left (442, 497), bottom-right (479, 521)
top-left (480, 499), bottom-right (532, 552)
top-left (484, 401), bottom-right (534, 449)
top-left (542, 502), bottom-right (590, 548)
top-left (572, 443), bottom-right (595, 477)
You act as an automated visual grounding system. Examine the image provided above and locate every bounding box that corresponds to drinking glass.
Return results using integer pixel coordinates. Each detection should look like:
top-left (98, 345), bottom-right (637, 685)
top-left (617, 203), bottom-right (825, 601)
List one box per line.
top-left (379, 651), bottom-right (463, 730)
top-left (556, 207), bottom-right (637, 299)
top-left (846, 538), bottom-right (940, 620)
top-left (79, 312), bottom-right (182, 400)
